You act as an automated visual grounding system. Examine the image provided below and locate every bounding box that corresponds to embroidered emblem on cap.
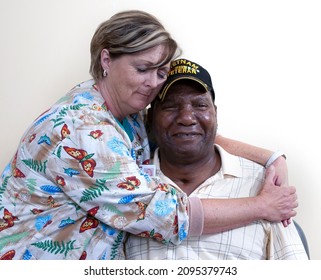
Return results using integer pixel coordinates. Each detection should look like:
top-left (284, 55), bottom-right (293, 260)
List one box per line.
top-left (158, 58), bottom-right (215, 102)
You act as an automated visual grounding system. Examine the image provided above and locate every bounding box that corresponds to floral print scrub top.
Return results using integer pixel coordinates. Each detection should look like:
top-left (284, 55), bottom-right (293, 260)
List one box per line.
top-left (0, 80), bottom-right (189, 260)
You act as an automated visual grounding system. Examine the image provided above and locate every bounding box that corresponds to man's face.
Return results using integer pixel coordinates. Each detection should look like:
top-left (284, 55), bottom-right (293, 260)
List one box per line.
top-left (151, 81), bottom-right (217, 161)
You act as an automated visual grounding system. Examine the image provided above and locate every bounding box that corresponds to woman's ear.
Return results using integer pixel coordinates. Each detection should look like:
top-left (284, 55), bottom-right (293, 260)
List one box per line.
top-left (100, 49), bottom-right (112, 71)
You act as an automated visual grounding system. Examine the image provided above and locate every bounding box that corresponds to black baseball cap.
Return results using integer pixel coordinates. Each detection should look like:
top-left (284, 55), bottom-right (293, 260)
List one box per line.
top-left (158, 58), bottom-right (215, 101)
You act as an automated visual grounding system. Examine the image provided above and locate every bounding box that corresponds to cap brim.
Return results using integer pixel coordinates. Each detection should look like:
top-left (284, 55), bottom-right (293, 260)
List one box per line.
top-left (159, 76), bottom-right (210, 101)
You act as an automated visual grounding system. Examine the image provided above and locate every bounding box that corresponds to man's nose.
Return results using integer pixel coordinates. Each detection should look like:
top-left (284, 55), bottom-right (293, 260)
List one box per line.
top-left (176, 106), bottom-right (197, 125)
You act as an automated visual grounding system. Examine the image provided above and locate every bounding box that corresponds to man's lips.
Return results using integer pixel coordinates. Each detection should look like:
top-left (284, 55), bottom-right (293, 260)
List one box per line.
top-left (172, 131), bottom-right (202, 137)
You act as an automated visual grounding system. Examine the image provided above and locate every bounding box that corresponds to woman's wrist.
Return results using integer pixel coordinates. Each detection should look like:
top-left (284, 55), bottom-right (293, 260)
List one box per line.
top-left (265, 151), bottom-right (286, 168)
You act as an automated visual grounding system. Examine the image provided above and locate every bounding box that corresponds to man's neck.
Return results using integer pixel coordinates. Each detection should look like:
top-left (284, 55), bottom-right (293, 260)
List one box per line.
top-left (159, 147), bottom-right (221, 195)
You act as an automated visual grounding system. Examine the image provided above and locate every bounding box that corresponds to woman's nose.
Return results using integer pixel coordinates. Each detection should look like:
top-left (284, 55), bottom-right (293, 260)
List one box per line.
top-left (146, 72), bottom-right (159, 88)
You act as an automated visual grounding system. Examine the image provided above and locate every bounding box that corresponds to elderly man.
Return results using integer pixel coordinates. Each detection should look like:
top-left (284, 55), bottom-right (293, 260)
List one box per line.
top-left (125, 58), bottom-right (308, 260)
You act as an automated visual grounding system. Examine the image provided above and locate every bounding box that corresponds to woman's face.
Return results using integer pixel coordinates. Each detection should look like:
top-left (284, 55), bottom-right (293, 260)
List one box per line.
top-left (101, 45), bottom-right (170, 119)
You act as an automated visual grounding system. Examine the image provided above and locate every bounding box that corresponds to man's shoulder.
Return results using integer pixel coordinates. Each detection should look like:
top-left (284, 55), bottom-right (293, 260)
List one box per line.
top-left (215, 144), bottom-right (265, 179)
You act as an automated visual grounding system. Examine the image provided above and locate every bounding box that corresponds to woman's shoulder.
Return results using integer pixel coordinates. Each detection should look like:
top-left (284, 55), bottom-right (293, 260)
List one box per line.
top-left (50, 79), bottom-right (104, 108)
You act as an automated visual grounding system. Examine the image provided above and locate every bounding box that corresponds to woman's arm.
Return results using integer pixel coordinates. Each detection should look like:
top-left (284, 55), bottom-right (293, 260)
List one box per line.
top-left (215, 134), bottom-right (273, 165)
top-left (214, 134), bottom-right (292, 228)
top-left (200, 166), bottom-right (297, 235)
top-left (215, 134), bottom-right (288, 185)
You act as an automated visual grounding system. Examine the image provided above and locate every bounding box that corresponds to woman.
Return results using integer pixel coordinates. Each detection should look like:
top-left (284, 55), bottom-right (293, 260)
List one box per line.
top-left (0, 10), bottom-right (296, 260)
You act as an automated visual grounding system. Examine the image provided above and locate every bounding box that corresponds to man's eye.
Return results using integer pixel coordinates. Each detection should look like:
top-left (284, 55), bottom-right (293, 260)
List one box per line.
top-left (161, 104), bottom-right (177, 110)
top-left (195, 103), bottom-right (209, 109)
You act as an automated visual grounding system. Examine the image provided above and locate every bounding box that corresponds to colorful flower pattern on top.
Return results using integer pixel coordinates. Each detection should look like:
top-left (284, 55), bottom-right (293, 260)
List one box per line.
top-left (0, 80), bottom-right (188, 259)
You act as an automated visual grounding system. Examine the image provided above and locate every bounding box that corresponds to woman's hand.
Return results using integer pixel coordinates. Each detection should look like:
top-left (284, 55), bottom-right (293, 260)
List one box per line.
top-left (258, 165), bottom-right (298, 226)
top-left (271, 155), bottom-right (288, 186)
top-left (271, 156), bottom-right (293, 226)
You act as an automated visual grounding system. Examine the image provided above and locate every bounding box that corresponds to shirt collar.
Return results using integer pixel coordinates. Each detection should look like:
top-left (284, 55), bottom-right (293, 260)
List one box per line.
top-left (153, 144), bottom-right (243, 180)
top-left (215, 144), bottom-right (243, 178)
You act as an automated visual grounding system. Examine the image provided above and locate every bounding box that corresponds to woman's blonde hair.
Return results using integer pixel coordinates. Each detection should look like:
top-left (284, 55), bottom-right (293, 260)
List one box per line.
top-left (90, 10), bottom-right (181, 81)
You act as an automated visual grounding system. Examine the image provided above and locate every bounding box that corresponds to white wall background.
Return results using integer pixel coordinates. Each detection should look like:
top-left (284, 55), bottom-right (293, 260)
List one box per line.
top-left (1, 0), bottom-right (320, 259)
